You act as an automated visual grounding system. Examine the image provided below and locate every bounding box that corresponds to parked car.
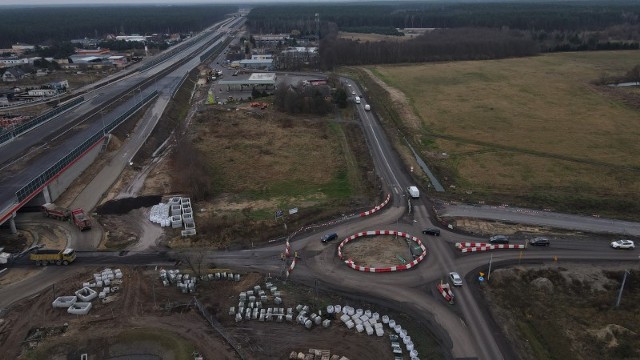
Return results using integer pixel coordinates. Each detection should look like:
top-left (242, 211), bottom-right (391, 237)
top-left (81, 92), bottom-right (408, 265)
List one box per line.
top-left (422, 228), bottom-right (441, 236)
top-left (489, 235), bottom-right (509, 244)
top-left (529, 237), bottom-right (550, 246)
top-left (611, 240), bottom-right (635, 249)
top-left (321, 233), bottom-right (338, 243)
top-left (449, 272), bottom-right (463, 286)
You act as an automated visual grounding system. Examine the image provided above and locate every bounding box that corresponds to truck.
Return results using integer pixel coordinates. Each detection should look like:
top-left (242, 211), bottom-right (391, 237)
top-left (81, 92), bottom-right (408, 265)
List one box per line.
top-left (407, 186), bottom-right (420, 199)
top-left (41, 203), bottom-right (70, 221)
top-left (71, 208), bottom-right (91, 231)
top-left (29, 248), bottom-right (76, 266)
top-left (41, 203), bottom-right (91, 231)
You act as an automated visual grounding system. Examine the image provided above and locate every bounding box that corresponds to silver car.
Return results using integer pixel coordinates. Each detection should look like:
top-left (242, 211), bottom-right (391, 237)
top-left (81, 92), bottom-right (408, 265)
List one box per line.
top-left (611, 240), bottom-right (635, 249)
top-left (449, 272), bottom-right (463, 286)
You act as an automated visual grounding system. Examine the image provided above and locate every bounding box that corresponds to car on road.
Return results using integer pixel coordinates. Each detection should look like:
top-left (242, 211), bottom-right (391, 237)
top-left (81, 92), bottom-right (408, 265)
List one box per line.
top-left (321, 233), bottom-right (338, 243)
top-left (449, 272), bottom-right (463, 286)
top-left (364, 104), bottom-right (371, 111)
top-left (489, 235), bottom-right (509, 244)
top-left (351, 90), bottom-right (356, 95)
top-left (529, 237), bottom-right (550, 246)
top-left (422, 228), bottom-right (440, 236)
top-left (611, 239), bottom-right (635, 249)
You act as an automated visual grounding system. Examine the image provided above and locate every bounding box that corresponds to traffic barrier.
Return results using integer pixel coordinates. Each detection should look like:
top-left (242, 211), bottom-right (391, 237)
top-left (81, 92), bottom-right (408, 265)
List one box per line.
top-left (456, 242), bottom-right (525, 253)
top-left (338, 230), bottom-right (427, 272)
top-left (286, 257), bottom-right (297, 278)
top-left (284, 239), bottom-right (291, 258)
top-left (359, 194), bottom-right (391, 217)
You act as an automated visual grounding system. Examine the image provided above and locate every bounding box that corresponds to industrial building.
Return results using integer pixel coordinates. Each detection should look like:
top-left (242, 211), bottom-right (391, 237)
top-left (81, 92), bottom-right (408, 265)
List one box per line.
top-left (218, 72), bottom-right (277, 92)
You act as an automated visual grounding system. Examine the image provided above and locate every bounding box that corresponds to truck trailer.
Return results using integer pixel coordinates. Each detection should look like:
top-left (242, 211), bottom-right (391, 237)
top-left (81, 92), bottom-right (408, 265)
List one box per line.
top-left (29, 248), bottom-right (76, 266)
top-left (71, 209), bottom-right (91, 231)
top-left (42, 203), bottom-right (91, 231)
top-left (41, 203), bottom-right (70, 221)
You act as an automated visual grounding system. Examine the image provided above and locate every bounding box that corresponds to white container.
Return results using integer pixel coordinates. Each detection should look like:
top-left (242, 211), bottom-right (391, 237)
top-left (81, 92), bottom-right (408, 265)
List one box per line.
top-left (356, 309), bottom-right (363, 316)
top-left (314, 316), bottom-right (322, 325)
top-left (366, 326), bottom-right (374, 336)
top-left (235, 313), bottom-right (242, 322)
top-left (322, 319), bottom-right (331, 328)
top-left (340, 314), bottom-right (350, 323)
top-left (334, 305), bottom-right (342, 313)
top-left (52, 296), bottom-right (77, 308)
top-left (372, 312), bottom-right (380, 321)
top-left (365, 310), bottom-right (372, 318)
top-left (395, 325), bottom-right (402, 334)
top-left (389, 319), bottom-right (396, 328)
top-left (382, 315), bottom-right (389, 324)
top-left (305, 320), bottom-right (313, 329)
top-left (410, 350), bottom-right (419, 358)
top-left (406, 343), bottom-right (414, 352)
top-left (345, 320), bottom-right (355, 329)
top-left (356, 324), bottom-right (364, 333)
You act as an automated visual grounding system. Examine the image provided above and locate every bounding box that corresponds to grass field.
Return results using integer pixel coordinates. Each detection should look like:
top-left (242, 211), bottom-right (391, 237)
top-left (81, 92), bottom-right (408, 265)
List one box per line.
top-left (369, 51), bottom-right (640, 216)
top-left (181, 103), bottom-right (376, 247)
top-left (338, 31), bottom-right (410, 43)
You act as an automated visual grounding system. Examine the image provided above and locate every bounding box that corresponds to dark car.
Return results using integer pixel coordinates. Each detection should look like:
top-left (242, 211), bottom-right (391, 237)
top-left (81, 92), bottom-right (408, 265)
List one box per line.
top-left (422, 228), bottom-right (441, 236)
top-left (321, 233), bottom-right (338, 243)
top-left (529, 237), bottom-right (550, 246)
top-left (489, 235), bottom-right (509, 244)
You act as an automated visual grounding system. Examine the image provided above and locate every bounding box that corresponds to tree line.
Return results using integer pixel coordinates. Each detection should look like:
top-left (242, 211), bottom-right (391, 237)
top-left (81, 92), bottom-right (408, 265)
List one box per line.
top-left (319, 26), bottom-right (538, 70)
top-left (247, 2), bottom-right (640, 35)
top-left (0, 5), bottom-right (236, 48)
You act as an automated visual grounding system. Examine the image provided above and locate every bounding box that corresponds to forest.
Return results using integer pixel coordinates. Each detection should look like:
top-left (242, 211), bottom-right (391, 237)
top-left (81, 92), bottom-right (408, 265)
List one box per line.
top-left (247, 1), bottom-right (640, 34)
top-left (247, 1), bottom-right (640, 69)
top-left (0, 5), bottom-right (237, 48)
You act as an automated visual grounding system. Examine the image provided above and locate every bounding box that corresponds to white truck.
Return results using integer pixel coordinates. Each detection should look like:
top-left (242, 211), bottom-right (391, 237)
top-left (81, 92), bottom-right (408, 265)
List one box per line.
top-left (354, 96), bottom-right (361, 104)
top-left (407, 186), bottom-right (420, 198)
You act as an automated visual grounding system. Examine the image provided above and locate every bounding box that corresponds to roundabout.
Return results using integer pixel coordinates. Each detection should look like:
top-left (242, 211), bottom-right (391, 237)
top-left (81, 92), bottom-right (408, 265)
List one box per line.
top-left (337, 230), bottom-right (427, 272)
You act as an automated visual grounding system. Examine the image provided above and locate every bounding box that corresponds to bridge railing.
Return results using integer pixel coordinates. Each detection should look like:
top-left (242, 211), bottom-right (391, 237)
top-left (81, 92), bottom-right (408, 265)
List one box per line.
top-left (0, 96), bottom-right (84, 147)
top-left (15, 90), bottom-right (158, 202)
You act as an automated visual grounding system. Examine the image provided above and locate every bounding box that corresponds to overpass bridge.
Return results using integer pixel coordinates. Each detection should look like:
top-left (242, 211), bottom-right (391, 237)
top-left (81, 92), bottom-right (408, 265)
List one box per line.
top-left (0, 16), bottom-right (243, 233)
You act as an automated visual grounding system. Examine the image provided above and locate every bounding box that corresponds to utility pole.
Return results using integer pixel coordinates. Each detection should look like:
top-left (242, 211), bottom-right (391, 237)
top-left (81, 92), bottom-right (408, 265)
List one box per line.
top-left (615, 270), bottom-right (630, 307)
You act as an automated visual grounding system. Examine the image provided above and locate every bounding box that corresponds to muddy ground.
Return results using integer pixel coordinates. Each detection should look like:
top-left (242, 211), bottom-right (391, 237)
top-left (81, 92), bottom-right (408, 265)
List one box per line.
top-left (341, 235), bottom-right (414, 268)
top-left (1, 268), bottom-right (405, 360)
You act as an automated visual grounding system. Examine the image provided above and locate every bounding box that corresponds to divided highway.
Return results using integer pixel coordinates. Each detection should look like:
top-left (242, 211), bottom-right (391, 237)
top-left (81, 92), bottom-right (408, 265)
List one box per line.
top-left (0, 17), bottom-right (243, 224)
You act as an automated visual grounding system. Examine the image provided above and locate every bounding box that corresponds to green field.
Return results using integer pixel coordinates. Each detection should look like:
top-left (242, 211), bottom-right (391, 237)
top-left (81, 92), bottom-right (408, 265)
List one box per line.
top-left (370, 51), bottom-right (640, 217)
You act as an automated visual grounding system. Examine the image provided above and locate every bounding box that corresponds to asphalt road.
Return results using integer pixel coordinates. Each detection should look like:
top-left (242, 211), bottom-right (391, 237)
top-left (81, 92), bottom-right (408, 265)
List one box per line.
top-left (440, 204), bottom-right (640, 236)
top-left (0, 17), bottom-right (243, 223)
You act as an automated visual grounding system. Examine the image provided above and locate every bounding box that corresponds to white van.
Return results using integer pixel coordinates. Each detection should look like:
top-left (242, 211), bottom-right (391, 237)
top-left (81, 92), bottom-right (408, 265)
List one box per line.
top-left (354, 96), bottom-right (361, 104)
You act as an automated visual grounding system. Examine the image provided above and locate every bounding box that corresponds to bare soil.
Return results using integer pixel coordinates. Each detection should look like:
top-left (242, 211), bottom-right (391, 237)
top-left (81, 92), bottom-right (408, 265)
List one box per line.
top-left (341, 235), bottom-right (413, 268)
top-left (1, 268), bottom-right (403, 360)
top-left (484, 263), bottom-right (640, 360)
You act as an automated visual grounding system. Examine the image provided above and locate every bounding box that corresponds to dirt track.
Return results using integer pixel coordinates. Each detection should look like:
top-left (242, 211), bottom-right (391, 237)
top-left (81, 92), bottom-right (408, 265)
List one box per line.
top-left (1, 267), bottom-right (402, 360)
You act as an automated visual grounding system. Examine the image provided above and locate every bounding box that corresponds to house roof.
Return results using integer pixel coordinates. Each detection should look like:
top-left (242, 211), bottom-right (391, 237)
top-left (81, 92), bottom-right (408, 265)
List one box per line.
top-left (4, 67), bottom-right (25, 77)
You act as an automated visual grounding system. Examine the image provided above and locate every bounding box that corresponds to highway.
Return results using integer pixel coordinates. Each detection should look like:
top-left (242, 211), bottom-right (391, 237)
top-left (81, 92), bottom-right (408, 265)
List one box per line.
top-left (2, 17), bottom-right (640, 360)
top-left (0, 16), bottom-right (243, 224)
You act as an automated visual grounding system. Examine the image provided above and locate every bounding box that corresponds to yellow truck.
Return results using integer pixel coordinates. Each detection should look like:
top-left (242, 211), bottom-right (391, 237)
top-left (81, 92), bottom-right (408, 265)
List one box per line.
top-left (29, 248), bottom-right (76, 266)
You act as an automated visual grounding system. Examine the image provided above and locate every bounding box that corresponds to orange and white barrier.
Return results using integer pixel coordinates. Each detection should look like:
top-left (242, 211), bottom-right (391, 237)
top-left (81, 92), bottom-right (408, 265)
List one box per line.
top-left (338, 230), bottom-right (427, 272)
top-left (455, 242), bottom-right (525, 253)
top-left (359, 194), bottom-right (391, 217)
